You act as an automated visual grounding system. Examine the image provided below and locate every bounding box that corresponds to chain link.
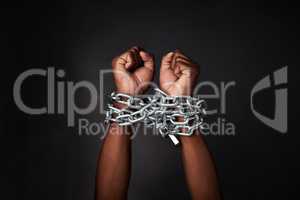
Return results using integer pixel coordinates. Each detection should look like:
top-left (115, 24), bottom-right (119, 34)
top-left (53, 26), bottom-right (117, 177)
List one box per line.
top-left (105, 88), bottom-right (206, 145)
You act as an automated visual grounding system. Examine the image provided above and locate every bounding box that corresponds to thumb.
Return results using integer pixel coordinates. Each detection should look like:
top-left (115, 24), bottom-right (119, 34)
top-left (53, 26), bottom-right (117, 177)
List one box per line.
top-left (112, 47), bottom-right (140, 71)
top-left (160, 52), bottom-right (174, 71)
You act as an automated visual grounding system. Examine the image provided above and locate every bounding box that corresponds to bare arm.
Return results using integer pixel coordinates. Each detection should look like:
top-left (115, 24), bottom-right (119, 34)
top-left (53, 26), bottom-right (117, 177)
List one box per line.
top-left (95, 46), bottom-right (154, 200)
top-left (160, 50), bottom-right (221, 200)
top-left (95, 123), bottom-right (131, 200)
top-left (181, 134), bottom-right (221, 200)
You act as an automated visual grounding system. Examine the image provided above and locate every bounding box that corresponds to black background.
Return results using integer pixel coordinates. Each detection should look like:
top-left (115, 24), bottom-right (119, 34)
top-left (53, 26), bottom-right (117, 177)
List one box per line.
top-left (2, 1), bottom-right (297, 199)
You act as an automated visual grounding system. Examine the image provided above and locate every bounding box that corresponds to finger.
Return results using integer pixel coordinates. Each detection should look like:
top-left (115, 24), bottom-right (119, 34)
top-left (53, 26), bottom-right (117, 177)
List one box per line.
top-left (172, 50), bottom-right (190, 68)
top-left (139, 51), bottom-right (154, 72)
top-left (175, 61), bottom-right (193, 77)
top-left (112, 51), bottom-right (129, 71)
top-left (174, 49), bottom-right (190, 60)
top-left (112, 47), bottom-right (140, 70)
top-left (124, 51), bottom-right (138, 70)
top-left (129, 46), bottom-right (142, 67)
top-left (175, 56), bottom-right (190, 64)
top-left (175, 55), bottom-right (198, 70)
top-left (173, 57), bottom-right (189, 75)
top-left (160, 52), bottom-right (178, 88)
top-left (161, 52), bottom-right (175, 71)
top-left (175, 61), bottom-right (195, 95)
top-left (111, 51), bottom-right (132, 90)
top-left (176, 53), bottom-right (199, 68)
top-left (133, 51), bottom-right (154, 84)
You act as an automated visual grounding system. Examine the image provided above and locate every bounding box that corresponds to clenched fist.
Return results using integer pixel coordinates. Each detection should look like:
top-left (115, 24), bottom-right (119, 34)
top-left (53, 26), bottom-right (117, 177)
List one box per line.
top-left (160, 50), bottom-right (199, 96)
top-left (112, 46), bottom-right (155, 95)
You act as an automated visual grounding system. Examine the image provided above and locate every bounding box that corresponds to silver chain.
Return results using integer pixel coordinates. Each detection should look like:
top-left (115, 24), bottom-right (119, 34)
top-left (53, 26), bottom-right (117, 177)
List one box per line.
top-left (105, 88), bottom-right (207, 145)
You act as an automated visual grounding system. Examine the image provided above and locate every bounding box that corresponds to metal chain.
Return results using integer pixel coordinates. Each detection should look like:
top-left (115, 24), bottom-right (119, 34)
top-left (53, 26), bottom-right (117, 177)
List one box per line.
top-left (105, 88), bottom-right (207, 145)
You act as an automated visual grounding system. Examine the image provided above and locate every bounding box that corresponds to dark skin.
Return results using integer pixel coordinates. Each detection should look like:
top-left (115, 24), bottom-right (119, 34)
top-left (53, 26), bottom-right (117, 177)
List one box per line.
top-left (95, 47), bottom-right (221, 200)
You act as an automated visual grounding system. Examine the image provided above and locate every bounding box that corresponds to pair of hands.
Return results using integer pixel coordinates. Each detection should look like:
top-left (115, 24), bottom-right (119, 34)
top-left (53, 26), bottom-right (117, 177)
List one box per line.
top-left (112, 46), bottom-right (199, 96)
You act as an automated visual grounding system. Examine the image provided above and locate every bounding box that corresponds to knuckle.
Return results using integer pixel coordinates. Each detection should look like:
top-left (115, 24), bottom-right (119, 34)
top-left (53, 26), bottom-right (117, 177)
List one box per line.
top-left (128, 51), bottom-right (135, 59)
top-left (162, 54), bottom-right (168, 61)
top-left (177, 60), bottom-right (189, 67)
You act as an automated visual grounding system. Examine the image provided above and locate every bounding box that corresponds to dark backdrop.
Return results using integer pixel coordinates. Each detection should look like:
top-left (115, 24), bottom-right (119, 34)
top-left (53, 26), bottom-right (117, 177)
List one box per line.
top-left (2, 1), bottom-right (297, 199)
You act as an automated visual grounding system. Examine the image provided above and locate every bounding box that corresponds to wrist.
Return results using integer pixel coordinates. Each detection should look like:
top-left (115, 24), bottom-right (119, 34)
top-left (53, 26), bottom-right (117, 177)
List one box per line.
top-left (113, 102), bottom-right (128, 110)
top-left (160, 87), bottom-right (193, 96)
top-left (115, 88), bottom-right (144, 96)
top-left (176, 117), bottom-right (202, 144)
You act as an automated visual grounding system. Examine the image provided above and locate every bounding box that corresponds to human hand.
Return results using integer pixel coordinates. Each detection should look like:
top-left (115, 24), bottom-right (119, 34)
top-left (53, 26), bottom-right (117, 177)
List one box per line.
top-left (112, 46), bottom-right (155, 95)
top-left (159, 50), bottom-right (199, 96)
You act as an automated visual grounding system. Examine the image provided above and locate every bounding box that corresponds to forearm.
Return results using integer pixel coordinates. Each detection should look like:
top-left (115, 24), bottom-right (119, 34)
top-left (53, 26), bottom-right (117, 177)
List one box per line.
top-left (180, 132), bottom-right (221, 200)
top-left (95, 123), bottom-right (131, 200)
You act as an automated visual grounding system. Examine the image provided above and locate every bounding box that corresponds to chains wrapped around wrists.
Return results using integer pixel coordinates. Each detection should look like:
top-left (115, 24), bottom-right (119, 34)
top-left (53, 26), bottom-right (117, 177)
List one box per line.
top-left (105, 88), bottom-right (206, 145)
